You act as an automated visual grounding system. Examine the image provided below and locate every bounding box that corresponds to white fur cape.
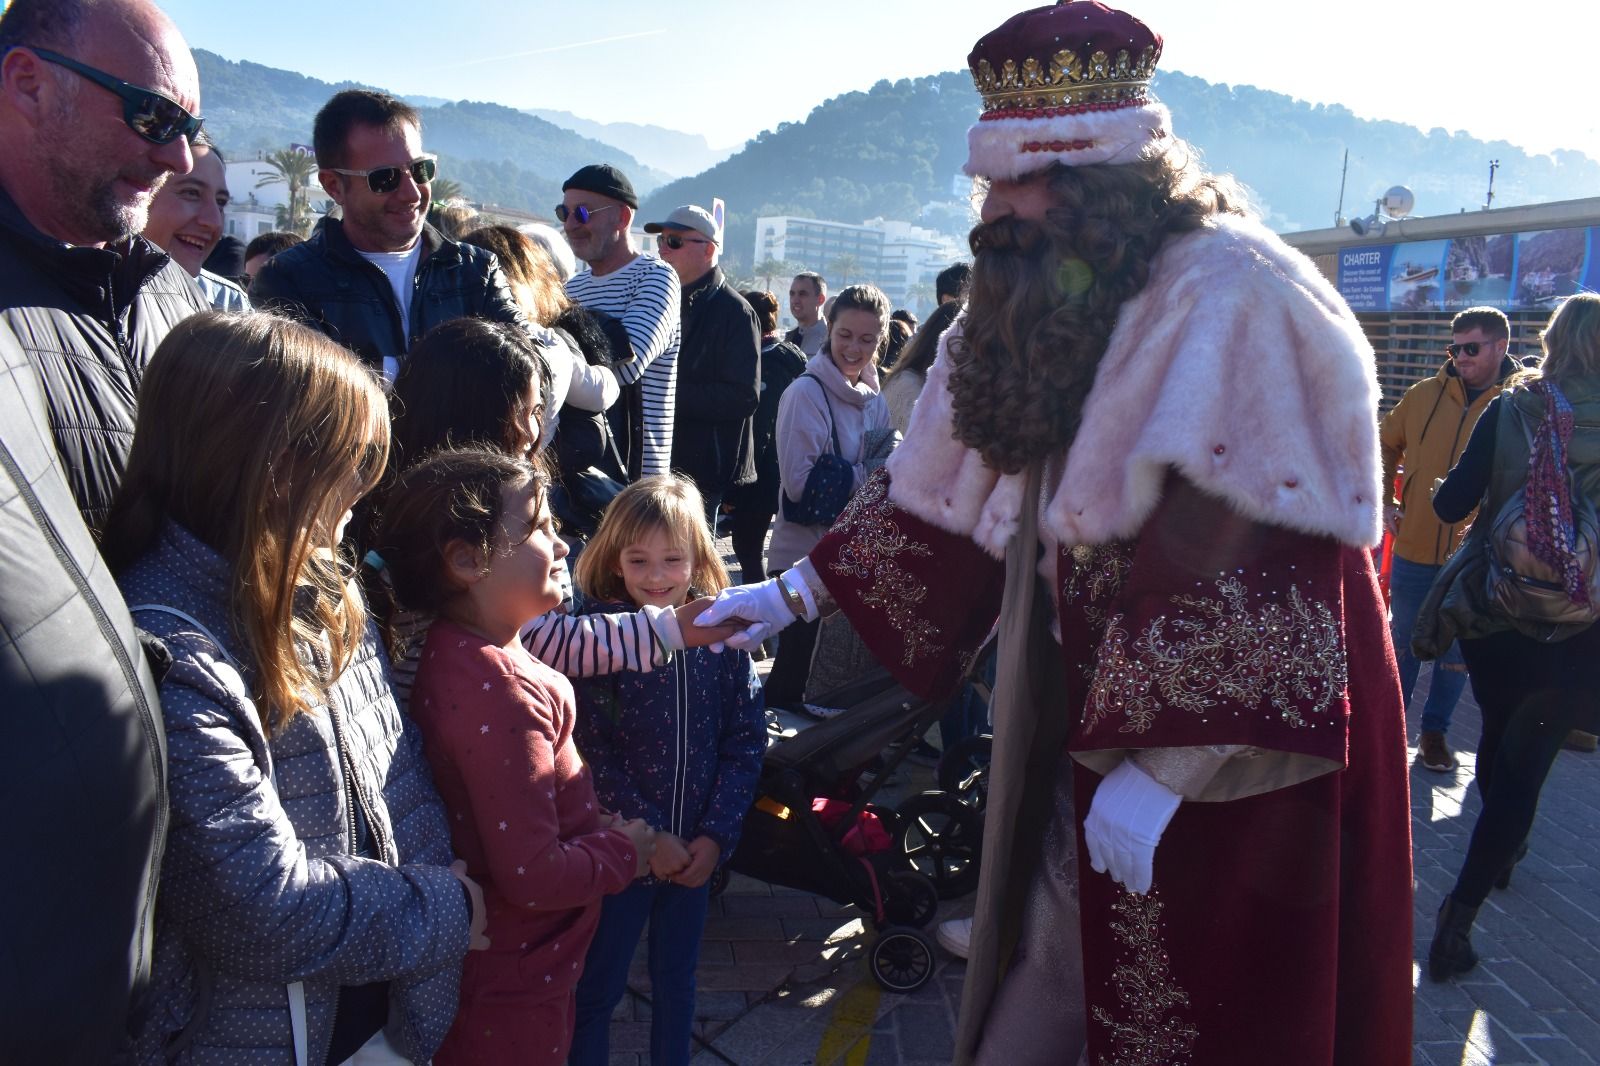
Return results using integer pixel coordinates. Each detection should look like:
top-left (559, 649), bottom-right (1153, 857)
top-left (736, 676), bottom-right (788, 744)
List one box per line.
top-left (885, 214), bottom-right (1383, 556)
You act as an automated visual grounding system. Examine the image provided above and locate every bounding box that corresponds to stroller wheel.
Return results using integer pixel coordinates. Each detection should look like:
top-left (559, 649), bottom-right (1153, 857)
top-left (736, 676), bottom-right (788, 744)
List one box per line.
top-left (894, 791), bottom-right (983, 899)
top-left (869, 927), bottom-right (937, 993)
top-left (882, 869), bottom-right (940, 929)
top-left (707, 865), bottom-right (730, 898)
top-left (937, 735), bottom-right (993, 809)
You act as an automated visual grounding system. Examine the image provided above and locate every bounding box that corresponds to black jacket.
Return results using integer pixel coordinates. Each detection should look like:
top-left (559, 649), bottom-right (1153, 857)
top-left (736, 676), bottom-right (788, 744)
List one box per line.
top-left (727, 337), bottom-right (808, 513)
top-left (0, 322), bottom-right (168, 1064)
top-left (670, 267), bottom-right (760, 495)
top-left (0, 186), bottom-right (207, 531)
top-left (250, 219), bottom-right (527, 374)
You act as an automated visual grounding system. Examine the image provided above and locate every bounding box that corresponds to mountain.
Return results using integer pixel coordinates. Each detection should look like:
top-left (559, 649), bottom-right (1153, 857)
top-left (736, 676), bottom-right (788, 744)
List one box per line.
top-left (525, 109), bottom-right (738, 178)
top-left (191, 50), bottom-right (671, 214)
top-left (641, 69), bottom-right (1600, 278)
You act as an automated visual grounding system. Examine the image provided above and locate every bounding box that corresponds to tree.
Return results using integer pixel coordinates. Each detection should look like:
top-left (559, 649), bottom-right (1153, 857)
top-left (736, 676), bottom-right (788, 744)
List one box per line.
top-left (905, 280), bottom-right (937, 316)
top-left (430, 177), bottom-right (466, 204)
top-left (257, 148), bottom-right (317, 236)
top-left (753, 257), bottom-right (804, 293)
top-left (828, 253), bottom-right (863, 289)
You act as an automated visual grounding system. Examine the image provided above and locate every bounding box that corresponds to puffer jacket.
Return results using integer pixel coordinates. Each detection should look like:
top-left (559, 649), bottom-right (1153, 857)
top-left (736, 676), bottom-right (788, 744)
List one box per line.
top-left (0, 185), bottom-right (206, 532)
top-left (119, 524), bottom-right (470, 1065)
top-left (0, 323), bottom-right (167, 1065)
top-left (250, 219), bottom-right (535, 376)
top-left (570, 602), bottom-right (765, 861)
top-left (1380, 355), bottom-right (1516, 565)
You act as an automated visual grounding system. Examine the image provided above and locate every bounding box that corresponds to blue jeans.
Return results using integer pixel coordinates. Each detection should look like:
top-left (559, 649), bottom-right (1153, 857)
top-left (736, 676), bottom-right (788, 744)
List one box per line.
top-left (569, 878), bottom-right (711, 1066)
top-left (1388, 555), bottom-right (1467, 734)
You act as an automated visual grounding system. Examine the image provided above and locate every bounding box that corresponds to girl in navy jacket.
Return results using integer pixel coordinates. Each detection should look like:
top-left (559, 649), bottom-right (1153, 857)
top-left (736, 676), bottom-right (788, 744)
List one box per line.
top-left (568, 475), bottom-right (766, 1066)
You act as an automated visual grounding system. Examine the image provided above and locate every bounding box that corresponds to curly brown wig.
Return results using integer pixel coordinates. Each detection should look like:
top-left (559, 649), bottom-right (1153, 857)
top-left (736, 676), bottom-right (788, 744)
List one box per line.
top-left (949, 146), bottom-right (1251, 474)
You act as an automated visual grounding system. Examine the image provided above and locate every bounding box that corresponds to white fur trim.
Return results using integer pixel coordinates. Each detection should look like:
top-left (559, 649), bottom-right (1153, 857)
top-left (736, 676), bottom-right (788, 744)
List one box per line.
top-left (963, 103), bottom-right (1172, 180)
top-left (885, 215), bottom-right (1384, 552)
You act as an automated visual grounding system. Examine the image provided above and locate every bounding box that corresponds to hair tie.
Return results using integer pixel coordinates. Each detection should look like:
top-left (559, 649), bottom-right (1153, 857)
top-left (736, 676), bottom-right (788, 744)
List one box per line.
top-left (363, 550), bottom-right (387, 573)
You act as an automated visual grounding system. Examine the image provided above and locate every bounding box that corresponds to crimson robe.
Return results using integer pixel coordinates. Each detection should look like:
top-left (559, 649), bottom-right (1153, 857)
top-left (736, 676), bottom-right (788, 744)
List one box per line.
top-left (812, 469), bottom-right (1413, 1065)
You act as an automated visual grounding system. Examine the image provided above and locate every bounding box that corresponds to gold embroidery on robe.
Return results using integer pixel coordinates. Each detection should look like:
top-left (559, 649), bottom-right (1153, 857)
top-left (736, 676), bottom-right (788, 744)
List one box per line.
top-left (1063, 542), bottom-right (1135, 633)
top-left (1092, 890), bottom-right (1198, 1066)
top-left (827, 473), bottom-right (942, 666)
top-left (1084, 576), bottom-right (1347, 736)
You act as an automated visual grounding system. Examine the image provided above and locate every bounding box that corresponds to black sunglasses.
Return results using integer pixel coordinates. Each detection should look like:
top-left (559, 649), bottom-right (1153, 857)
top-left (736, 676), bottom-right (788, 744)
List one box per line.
top-left (324, 155), bottom-right (437, 194)
top-left (554, 203), bottom-right (620, 224)
top-left (25, 47), bottom-right (203, 146)
top-left (657, 233), bottom-right (713, 250)
top-left (1446, 342), bottom-right (1490, 357)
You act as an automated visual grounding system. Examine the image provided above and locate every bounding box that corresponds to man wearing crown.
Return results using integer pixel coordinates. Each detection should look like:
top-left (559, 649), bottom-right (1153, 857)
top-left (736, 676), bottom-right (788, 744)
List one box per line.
top-left (701, 2), bottom-right (1414, 1063)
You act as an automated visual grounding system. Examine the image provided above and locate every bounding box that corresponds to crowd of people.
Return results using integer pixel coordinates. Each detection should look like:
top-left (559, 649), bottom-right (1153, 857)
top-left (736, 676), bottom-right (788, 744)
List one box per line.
top-left (2, 0), bottom-right (1597, 1064)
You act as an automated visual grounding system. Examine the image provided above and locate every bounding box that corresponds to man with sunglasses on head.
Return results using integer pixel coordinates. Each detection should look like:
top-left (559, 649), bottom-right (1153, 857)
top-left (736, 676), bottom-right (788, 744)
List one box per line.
top-left (643, 204), bottom-right (761, 523)
top-left (561, 163), bottom-right (681, 478)
top-left (1381, 305), bottom-right (1518, 773)
top-left (0, 1), bottom-right (209, 1062)
top-left (252, 89), bottom-right (562, 390)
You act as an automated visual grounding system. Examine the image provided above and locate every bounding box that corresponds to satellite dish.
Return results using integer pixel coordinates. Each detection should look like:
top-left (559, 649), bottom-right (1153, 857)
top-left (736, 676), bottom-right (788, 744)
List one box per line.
top-left (1381, 185), bottom-right (1415, 219)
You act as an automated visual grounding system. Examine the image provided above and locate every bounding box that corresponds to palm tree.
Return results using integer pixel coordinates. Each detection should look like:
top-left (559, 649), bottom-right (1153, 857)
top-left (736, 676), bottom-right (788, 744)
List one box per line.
top-left (429, 177), bottom-right (465, 205)
top-left (257, 148), bottom-right (317, 236)
top-left (753, 258), bottom-right (787, 292)
top-left (828, 253), bottom-right (863, 289)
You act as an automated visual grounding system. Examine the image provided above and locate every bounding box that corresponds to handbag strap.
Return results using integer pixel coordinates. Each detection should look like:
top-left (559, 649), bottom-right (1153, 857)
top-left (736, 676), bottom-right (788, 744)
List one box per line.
top-left (801, 373), bottom-right (844, 458)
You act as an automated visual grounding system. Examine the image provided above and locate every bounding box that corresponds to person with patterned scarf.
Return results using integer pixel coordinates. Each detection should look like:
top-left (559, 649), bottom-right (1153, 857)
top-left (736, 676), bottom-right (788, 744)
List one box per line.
top-left (1418, 292), bottom-right (1600, 981)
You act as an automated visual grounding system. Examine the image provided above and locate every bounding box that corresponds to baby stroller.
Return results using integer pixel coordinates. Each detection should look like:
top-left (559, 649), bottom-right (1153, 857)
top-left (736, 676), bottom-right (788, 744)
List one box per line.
top-left (716, 648), bottom-right (991, 993)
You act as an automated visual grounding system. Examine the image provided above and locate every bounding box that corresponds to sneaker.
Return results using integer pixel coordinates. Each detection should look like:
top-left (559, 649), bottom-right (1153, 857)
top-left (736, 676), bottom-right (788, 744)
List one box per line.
top-left (1417, 730), bottom-right (1458, 773)
top-left (1565, 730), bottom-right (1598, 753)
top-left (936, 917), bottom-right (972, 959)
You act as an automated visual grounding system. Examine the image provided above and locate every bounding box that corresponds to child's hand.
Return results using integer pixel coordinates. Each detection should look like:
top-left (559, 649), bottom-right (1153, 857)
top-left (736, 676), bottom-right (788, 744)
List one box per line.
top-left (614, 817), bottom-right (657, 878)
top-left (676, 597), bottom-right (742, 649)
top-left (670, 836), bottom-right (722, 888)
top-left (649, 832), bottom-right (692, 880)
top-left (449, 860), bottom-right (491, 951)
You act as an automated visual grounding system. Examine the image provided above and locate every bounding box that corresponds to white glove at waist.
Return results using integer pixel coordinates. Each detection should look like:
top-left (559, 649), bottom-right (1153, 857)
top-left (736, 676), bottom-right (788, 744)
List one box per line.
top-left (695, 574), bottom-right (812, 652)
top-left (1083, 758), bottom-right (1182, 896)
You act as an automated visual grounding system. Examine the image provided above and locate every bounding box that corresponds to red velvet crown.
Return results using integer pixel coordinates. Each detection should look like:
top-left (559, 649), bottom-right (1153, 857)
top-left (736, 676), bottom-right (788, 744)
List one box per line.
top-left (967, 0), bottom-right (1163, 119)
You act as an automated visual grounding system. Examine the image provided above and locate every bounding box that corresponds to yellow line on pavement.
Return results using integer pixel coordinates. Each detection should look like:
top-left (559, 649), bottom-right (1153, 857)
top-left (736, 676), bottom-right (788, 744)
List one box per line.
top-left (814, 968), bottom-right (881, 1066)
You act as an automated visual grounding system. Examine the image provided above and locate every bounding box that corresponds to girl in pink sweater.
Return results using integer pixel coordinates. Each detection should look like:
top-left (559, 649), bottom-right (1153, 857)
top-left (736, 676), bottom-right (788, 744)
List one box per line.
top-left (375, 446), bottom-right (655, 1066)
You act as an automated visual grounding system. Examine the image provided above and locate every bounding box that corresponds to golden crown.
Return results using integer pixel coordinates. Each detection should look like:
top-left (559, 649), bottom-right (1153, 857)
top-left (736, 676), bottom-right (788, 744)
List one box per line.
top-left (972, 45), bottom-right (1158, 115)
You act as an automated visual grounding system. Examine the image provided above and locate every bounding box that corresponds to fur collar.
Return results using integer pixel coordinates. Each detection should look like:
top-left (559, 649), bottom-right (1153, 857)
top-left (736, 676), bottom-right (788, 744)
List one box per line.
top-left (884, 214), bottom-right (1383, 557)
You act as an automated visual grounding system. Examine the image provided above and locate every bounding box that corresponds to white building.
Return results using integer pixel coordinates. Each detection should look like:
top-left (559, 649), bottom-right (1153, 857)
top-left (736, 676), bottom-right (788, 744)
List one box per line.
top-left (222, 159), bottom-right (294, 242)
top-left (753, 215), bottom-right (964, 316)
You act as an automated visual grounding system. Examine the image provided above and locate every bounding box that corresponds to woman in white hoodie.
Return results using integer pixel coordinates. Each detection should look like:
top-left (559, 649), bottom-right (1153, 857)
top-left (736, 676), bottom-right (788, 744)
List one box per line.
top-left (763, 284), bottom-right (895, 709)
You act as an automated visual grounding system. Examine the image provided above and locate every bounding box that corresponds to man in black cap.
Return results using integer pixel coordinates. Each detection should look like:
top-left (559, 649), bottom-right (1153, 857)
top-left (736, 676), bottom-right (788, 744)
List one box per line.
top-left (561, 163), bottom-right (680, 478)
top-left (644, 203), bottom-right (761, 522)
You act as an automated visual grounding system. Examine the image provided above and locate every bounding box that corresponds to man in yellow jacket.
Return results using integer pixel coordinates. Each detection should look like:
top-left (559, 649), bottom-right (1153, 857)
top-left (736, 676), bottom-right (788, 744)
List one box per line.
top-left (1381, 306), bottom-right (1517, 772)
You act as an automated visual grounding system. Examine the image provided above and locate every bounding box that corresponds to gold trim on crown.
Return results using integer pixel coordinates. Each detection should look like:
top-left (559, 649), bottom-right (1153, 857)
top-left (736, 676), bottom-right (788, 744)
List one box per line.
top-left (973, 45), bottom-right (1157, 113)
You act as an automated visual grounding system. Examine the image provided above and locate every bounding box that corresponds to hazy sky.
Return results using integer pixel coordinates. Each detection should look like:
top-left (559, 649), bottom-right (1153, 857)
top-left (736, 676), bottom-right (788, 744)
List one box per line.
top-left (145, 0), bottom-right (1598, 161)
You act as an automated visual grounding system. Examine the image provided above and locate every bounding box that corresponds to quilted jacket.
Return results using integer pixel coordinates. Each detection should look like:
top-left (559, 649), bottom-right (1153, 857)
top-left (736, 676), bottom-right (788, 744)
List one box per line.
top-left (118, 524), bottom-right (470, 1065)
top-left (0, 185), bottom-right (206, 532)
top-left (0, 323), bottom-right (167, 1065)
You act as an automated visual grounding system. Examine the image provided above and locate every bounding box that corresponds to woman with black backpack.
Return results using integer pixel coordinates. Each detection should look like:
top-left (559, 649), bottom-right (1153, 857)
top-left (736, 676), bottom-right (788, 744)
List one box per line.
top-left (1418, 292), bottom-right (1600, 981)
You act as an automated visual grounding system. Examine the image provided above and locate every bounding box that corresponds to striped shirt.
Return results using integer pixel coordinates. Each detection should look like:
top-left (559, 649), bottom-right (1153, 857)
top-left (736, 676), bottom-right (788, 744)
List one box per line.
top-left (565, 254), bottom-right (681, 476)
top-left (388, 604), bottom-right (679, 713)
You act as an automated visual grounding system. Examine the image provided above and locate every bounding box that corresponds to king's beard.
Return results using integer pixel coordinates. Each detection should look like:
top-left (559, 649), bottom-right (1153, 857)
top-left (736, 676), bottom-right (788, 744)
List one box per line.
top-left (948, 216), bottom-right (1113, 475)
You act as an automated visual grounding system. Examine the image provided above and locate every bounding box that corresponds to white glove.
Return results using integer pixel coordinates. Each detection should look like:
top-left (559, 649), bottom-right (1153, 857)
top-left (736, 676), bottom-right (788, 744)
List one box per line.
top-left (695, 578), bottom-right (798, 652)
top-left (1083, 759), bottom-right (1182, 895)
